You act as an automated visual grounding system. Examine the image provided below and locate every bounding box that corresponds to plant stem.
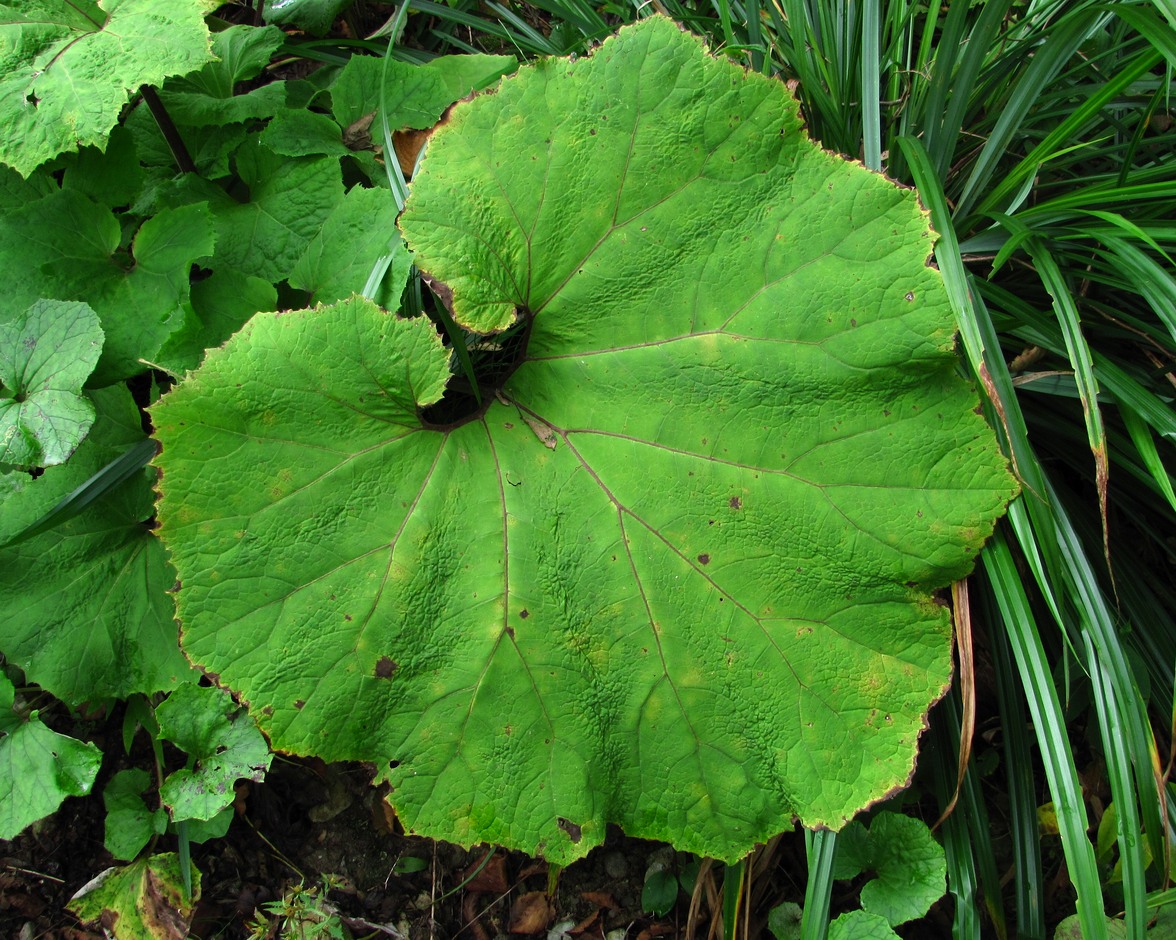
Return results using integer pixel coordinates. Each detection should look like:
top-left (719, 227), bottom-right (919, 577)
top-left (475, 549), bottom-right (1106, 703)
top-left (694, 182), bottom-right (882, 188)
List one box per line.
top-left (140, 86), bottom-right (196, 176)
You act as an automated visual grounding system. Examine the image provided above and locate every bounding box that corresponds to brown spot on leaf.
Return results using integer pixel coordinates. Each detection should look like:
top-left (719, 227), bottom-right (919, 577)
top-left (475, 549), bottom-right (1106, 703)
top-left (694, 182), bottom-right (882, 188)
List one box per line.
top-left (506, 626), bottom-right (516, 639)
top-left (697, 553), bottom-right (710, 565)
top-left (344, 614), bottom-right (352, 622)
top-left (729, 496), bottom-right (742, 509)
top-left (558, 817), bottom-right (583, 843)
top-left (520, 609), bottom-right (530, 619)
top-left (295, 700), bottom-right (305, 710)
top-left (375, 657), bottom-right (397, 679)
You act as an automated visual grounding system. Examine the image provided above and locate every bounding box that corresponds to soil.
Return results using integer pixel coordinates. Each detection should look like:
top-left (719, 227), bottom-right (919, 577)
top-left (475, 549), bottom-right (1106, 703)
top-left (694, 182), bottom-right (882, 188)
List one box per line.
top-left (0, 739), bottom-right (796, 940)
top-left (0, 698), bottom-right (971, 940)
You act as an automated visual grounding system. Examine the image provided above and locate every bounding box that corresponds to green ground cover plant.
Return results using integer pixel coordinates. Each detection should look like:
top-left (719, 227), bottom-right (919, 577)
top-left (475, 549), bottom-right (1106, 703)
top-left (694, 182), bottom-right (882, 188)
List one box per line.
top-left (0, 1), bottom-right (1174, 938)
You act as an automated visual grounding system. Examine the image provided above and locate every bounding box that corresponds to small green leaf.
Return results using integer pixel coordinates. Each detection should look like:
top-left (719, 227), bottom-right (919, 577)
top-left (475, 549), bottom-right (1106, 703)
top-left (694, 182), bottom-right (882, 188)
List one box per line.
top-left (61, 125), bottom-right (144, 209)
top-left (178, 24), bottom-right (284, 97)
top-left (768, 902), bottom-right (803, 940)
top-left (182, 804), bottom-right (233, 844)
top-left (0, 299), bottom-right (103, 468)
top-left (156, 683), bottom-right (271, 823)
top-left (104, 767), bottom-right (166, 861)
top-left (0, 673), bottom-right (102, 839)
top-left (1053, 914), bottom-right (1129, 940)
top-left (0, 190), bottom-right (214, 383)
top-left (641, 847), bottom-right (679, 916)
top-left (152, 270), bottom-right (278, 376)
top-left (69, 853), bottom-right (200, 940)
top-left (0, 0), bottom-right (213, 176)
top-left (833, 812), bottom-right (947, 927)
top-left (261, 108), bottom-right (353, 158)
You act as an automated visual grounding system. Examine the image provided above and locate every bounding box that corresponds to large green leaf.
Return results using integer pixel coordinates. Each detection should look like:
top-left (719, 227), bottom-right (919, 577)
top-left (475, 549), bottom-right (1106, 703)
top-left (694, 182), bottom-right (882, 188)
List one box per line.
top-left (0, 0), bottom-right (212, 176)
top-left (0, 386), bottom-right (191, 704)
top-left (153, 19), bottom-right (1016, 864)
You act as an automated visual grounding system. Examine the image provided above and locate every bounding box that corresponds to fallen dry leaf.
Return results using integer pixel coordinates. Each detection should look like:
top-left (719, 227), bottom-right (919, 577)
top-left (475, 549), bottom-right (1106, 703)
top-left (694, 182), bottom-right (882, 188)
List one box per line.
top-left (508, 891), bottom-right (554, 934)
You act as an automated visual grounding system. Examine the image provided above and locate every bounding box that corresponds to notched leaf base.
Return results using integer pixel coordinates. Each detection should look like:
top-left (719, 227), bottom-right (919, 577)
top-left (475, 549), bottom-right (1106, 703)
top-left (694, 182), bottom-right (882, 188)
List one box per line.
top-left (417, 309), bottom-right (533, 429)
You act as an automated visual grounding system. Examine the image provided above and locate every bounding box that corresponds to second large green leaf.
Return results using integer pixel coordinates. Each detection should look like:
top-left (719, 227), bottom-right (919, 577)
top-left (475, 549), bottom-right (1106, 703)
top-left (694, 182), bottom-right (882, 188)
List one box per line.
top-left (153, 18), bottom-right (1017, 865)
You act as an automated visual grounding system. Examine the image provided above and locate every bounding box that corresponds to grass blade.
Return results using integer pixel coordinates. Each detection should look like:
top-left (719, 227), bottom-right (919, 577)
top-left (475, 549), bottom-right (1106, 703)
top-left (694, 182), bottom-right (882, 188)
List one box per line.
top-left (800, 828), bottom-right (836, 940)
top-left (1, 438), bottom-right (158, 549)
top-left (981, 528), bottom-right (1108, 940)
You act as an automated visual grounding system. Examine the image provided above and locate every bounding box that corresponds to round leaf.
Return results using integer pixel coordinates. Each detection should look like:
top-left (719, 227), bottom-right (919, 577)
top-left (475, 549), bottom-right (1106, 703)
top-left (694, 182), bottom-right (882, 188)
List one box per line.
top-left (832, 812), bottom-right (947, 926)
top-left (154, 19), bottom-right (1016, 865)
top-left (0, 299), bottom-right (102, 468)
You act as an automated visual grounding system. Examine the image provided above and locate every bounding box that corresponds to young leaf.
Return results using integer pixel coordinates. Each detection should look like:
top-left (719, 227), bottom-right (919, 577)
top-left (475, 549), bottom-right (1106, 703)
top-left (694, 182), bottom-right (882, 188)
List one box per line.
top-left (0, 299), bottom-right (103, 468)
top-left (157, 24), bottom-right (287, 127)
top-left (153, 19), bottom-right (1016, 865)
top-left (832, 812), bottom-right (947, 927)
top-left (262, 0), bottom-right (353, 36)
top-left (827, 910), bottom-right (901, 940)
top-left (201, 143), bottom-right (344, 284)
top-left (0, 0), bottom-right (213, 176)
top-left (103, 767), bottom-right (167, 862)
top-left (151, 270), bottom-right (278, 377)
top-left (155, 683), bottom-right (271, 823)
top-left (0, 672), bottom-right (102, 839)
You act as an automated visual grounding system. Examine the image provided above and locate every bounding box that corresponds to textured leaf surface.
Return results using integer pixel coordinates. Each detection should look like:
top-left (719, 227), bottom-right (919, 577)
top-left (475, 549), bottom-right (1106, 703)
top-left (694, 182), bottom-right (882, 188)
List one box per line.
top-left (0, 0), bottom-right (212, 175)
top-left (0, 300), bottom-right (102, 468)
top-left (0, 673), bottom-right (101, 839)
top-left (0, 386), bottom-right (191, 703)
top-left (156, 683), bottom-right (271, 822)
top-left (833, 812), bottom-right (947, 926)
top-left (828, 911), bottom-right (901, 940)
top-left (69, 853), bottom-right (199, 940)
top-left (205, 144), bottom-right (344, 283)
top-left (154, 19), bottom-right (1016, 864)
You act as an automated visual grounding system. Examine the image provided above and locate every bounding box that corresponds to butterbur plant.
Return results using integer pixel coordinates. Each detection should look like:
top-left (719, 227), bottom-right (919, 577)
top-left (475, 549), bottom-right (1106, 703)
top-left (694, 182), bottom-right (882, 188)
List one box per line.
top-left (152, 18), bottom-right (1015, 865)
